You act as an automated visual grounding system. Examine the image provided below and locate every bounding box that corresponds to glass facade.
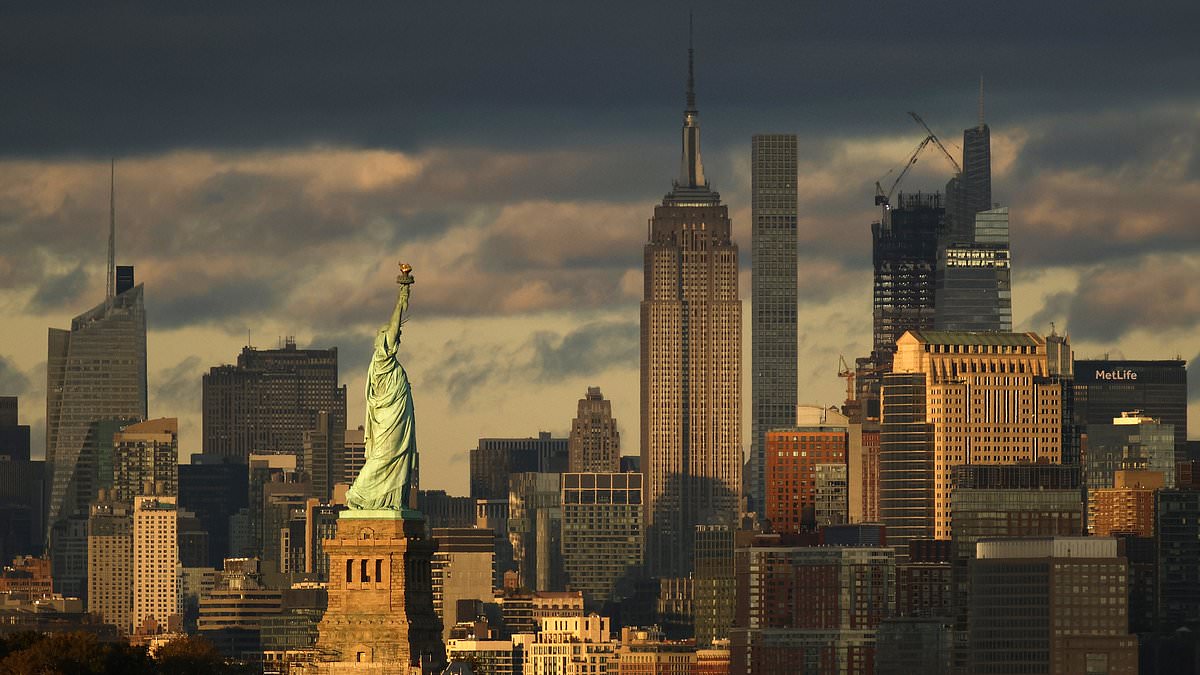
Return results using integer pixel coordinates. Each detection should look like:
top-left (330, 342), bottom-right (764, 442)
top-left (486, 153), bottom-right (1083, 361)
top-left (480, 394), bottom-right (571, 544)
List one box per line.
top-left (934, 208), bottom-right (1011, 333)
top-left (879, 373), bottom-right (933, 555)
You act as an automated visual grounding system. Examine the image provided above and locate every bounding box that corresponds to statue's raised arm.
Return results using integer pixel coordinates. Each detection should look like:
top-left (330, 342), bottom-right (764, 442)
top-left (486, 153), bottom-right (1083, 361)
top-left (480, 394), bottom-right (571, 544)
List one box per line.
top-left (345, 262), bottom-right (420, 514)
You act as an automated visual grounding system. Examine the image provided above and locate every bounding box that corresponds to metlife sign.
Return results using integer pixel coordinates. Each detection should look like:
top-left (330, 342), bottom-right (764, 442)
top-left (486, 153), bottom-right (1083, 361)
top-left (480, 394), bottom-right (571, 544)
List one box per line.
top-left (1093, 369), bottom-right (1138, 381)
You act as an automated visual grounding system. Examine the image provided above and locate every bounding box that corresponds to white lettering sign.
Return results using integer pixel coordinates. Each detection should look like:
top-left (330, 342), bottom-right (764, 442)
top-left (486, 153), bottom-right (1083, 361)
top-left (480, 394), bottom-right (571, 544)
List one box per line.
top-left (1094, 369), bottom-right (1138, 381)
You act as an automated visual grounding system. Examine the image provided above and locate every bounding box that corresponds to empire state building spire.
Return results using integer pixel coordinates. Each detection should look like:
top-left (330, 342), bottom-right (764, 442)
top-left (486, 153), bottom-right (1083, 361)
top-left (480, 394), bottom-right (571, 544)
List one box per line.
top-left (677, 13), bottom-right (706, 190)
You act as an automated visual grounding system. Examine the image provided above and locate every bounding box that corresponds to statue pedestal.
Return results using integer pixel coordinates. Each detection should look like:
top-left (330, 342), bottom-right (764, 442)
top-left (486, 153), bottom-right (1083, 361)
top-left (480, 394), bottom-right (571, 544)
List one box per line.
top-left (312, 512), bottom-right (445, 674)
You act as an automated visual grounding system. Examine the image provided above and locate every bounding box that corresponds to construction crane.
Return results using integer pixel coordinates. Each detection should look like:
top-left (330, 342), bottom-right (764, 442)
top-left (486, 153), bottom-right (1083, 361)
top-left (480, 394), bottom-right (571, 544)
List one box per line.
top-left (907, 111), bottom-right (962, 175)
top-left (874, 134), bottom-right (933, 209)
top-left (837, 355), bottom-right (856, 405)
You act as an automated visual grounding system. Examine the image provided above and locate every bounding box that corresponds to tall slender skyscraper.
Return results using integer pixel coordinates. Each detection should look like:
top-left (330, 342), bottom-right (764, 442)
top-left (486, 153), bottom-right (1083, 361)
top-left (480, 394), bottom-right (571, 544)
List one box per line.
top-left (944, 81), bottom-right (993, 244)
top-left (46, 165), bottom-right (147, 541)
top-left (641, 31), bottom-right (742, 578)
top-left (749, 134), bottom-right (798, 514)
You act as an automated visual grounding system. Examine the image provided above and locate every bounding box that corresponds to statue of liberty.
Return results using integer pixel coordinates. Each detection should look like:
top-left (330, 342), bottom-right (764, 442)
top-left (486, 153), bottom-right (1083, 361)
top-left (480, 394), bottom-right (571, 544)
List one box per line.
top-left (345, 262), bottom-right (420, 513)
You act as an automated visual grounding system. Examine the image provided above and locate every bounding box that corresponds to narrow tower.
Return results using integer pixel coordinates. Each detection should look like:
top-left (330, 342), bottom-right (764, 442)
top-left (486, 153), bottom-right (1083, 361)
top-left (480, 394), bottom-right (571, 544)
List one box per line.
top-left (641, 25), bottom-right (742, 578)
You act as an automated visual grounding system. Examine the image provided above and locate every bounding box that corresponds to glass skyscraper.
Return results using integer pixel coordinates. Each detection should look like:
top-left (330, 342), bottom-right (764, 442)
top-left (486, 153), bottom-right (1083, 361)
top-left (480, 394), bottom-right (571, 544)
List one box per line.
top-left (46, 281), bottom-right (147, 540)
top-left (934, 207), bottom-right (1012, 332)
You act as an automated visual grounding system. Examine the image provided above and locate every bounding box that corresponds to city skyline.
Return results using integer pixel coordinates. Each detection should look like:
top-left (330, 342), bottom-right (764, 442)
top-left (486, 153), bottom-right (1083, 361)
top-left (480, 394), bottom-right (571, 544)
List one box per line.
top-left (2, 4), bottom-right (1200, 496)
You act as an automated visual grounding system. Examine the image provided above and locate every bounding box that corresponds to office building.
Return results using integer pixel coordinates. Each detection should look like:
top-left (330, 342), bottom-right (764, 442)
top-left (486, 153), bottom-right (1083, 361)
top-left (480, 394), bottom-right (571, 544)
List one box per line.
top-left (86, 492), bottom-right (132, 633)
top-left (764, 406), bottom-right (849, 533)
top-left (949, 463), bottom-right (1083, 668)
top-left (1090, 469), bottom-right (1162, 537)
top-left (870, 192), bottom-right (945, 365)
top-left (417, 490), bottom-right (475, 531)
top-left (943, 96), bottom-right (993, 246)
top-left (969, 537), bottom-right (1137, 674)
top-left (814, 464), bottom-right (848, 527)
top-left (693, 524), bottom-right (734, 647)
top-left (45, 278), bottom-right (146, 540)
top-left (560, 472), bottom-right (643, 607)
top-left (750, 133), bottom-right (798, 514)
top-left (198, 557), bottom-right (283, 660)
top-left (641, 39), bottom-right (741, 578)
top-left (731, 541), bottom-right (894, 675)
top-left (0, 397), bottom-right (42, 560)
top-left (885, 330), bottom-right (1072, 542)
top-left (895, 540), bottom-right (951, 619)
top-left (112, 418), bottom-right (178, 502)
top-left (567, 387), bottom-right (620, 474)
top-left (302, 410), bottom-right (342, 502)
top-left (526, 615), bottom-right (614, 674)
top-left (202, 340), bottom-right (346, 464)
top-left (848, 424), bottom-right (880, 524)
top-left (432, 528), bottom-right (495, 640)
top-left (342, 426), bottom-right (365, 484)
top-left (470, 433), bottom-right (568, 501)
top-left (613, 626), bottom-right (696, 673)
top-left (1085, 412), bottom-right (1175, 511)
top-left (878, 372), bottom-right (932, 553)
top-left (179, 455), bottom-right (249, 568)
top-left (875, 618), bottom-right (953, 675)
top-left (508, 472), bottom-right (563, 592)
top-left (934, 207), bottom-right (1011, 332)
top-left (132, 494), bottom-right (179, 635)
top-left (1155, 488), bottom-right (1200, 630)
top-left (1074, 359), bottom-right (1188, 463)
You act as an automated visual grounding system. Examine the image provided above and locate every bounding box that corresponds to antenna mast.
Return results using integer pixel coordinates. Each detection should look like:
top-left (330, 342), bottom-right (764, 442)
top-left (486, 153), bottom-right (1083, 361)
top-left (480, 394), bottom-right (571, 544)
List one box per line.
top-left (106, 159), bottom-right (116, 303)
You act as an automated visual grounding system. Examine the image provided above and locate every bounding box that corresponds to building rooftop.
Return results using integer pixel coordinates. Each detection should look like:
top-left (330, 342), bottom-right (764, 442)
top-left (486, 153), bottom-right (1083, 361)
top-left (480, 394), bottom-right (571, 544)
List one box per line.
top-left (905, 330), bottom-right (1041, 347)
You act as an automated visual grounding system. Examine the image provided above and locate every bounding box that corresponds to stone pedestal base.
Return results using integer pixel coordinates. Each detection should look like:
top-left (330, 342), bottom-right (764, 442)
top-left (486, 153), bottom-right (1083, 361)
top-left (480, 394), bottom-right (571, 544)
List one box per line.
top-left (311, 512), bottom-right (445, 674)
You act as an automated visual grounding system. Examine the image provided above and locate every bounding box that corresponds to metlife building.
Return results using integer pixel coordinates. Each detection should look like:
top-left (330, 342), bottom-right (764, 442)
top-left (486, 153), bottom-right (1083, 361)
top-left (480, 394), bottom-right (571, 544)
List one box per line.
top-left (1074, 359), bottom-right (1188, 462)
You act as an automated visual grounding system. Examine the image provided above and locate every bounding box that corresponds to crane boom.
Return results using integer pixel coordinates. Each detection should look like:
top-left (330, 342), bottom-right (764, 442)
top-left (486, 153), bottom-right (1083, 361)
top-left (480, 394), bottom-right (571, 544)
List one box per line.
top-left (907, 111), bottom-right (963, 174)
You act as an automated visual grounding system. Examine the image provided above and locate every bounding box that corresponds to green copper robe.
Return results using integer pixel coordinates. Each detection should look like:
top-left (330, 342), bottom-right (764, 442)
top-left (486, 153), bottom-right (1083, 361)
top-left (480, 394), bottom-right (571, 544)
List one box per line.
top-left (345, 316), bottom-right (417, 510)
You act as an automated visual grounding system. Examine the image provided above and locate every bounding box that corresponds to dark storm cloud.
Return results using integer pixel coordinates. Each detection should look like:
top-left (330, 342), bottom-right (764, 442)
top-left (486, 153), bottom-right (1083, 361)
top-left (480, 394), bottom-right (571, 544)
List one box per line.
top-left (527, 322), bottom-right (639, 381)
top-left (0, 355), bottom-right (32, 395)
top-left (25, 264), bottom-right (89, 312)
top-left (3, 2), bottom-right (1198, 159)
top-left (428, 320), bottom-right (637, 404)
top-left (153, 355), bottom-right (203, 410)
top-left (1032, 256), bottom-right (1200, 343)
top-left (149, 275), bottom-right (289, 331)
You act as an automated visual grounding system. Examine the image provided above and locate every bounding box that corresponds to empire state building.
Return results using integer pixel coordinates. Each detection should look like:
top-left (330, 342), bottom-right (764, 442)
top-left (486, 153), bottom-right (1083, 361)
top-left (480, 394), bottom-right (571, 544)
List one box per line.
top-left (640, 38), bottom-right (741, 578)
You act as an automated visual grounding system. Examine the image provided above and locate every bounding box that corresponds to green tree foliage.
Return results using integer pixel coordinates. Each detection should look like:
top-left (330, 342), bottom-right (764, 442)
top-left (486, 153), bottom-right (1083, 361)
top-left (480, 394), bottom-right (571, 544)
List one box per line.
top-left (0, 631), bottom-right (152, 675)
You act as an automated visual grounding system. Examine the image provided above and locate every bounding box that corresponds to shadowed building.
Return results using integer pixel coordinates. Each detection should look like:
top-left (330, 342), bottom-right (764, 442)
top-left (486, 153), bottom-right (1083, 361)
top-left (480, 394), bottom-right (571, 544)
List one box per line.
top-left (750, 133), bottom-right (798, 514)
top-left (202, 340), bottom-right (346, 466)
top-left (469, 433), bottom-right (567, 501)
top-left (561, 472), bottom-right (643, 607)
top-left (870, 193), bottom-right (946, 367)
top-left (969, 537), bottom-right (1136, 674)
top-left (568, 387), bottom-right (621, 474)
top-left (641, 38), bottom-right (741, 578)
top-left (731, 539), bottom-right (894, 675)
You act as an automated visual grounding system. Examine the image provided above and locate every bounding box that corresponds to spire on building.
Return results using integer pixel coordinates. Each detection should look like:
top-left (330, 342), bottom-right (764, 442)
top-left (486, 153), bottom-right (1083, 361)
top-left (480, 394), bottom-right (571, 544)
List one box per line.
top-left (674, 12), bottom-right (709, 195)
top-left (107, 159), bottom-right (116, 303)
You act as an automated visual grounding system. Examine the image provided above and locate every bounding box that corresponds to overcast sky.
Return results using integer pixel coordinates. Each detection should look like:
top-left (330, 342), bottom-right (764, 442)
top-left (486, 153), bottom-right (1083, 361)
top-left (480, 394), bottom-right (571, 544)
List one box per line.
top-left (2, 2), bottom-right (1198, 494)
